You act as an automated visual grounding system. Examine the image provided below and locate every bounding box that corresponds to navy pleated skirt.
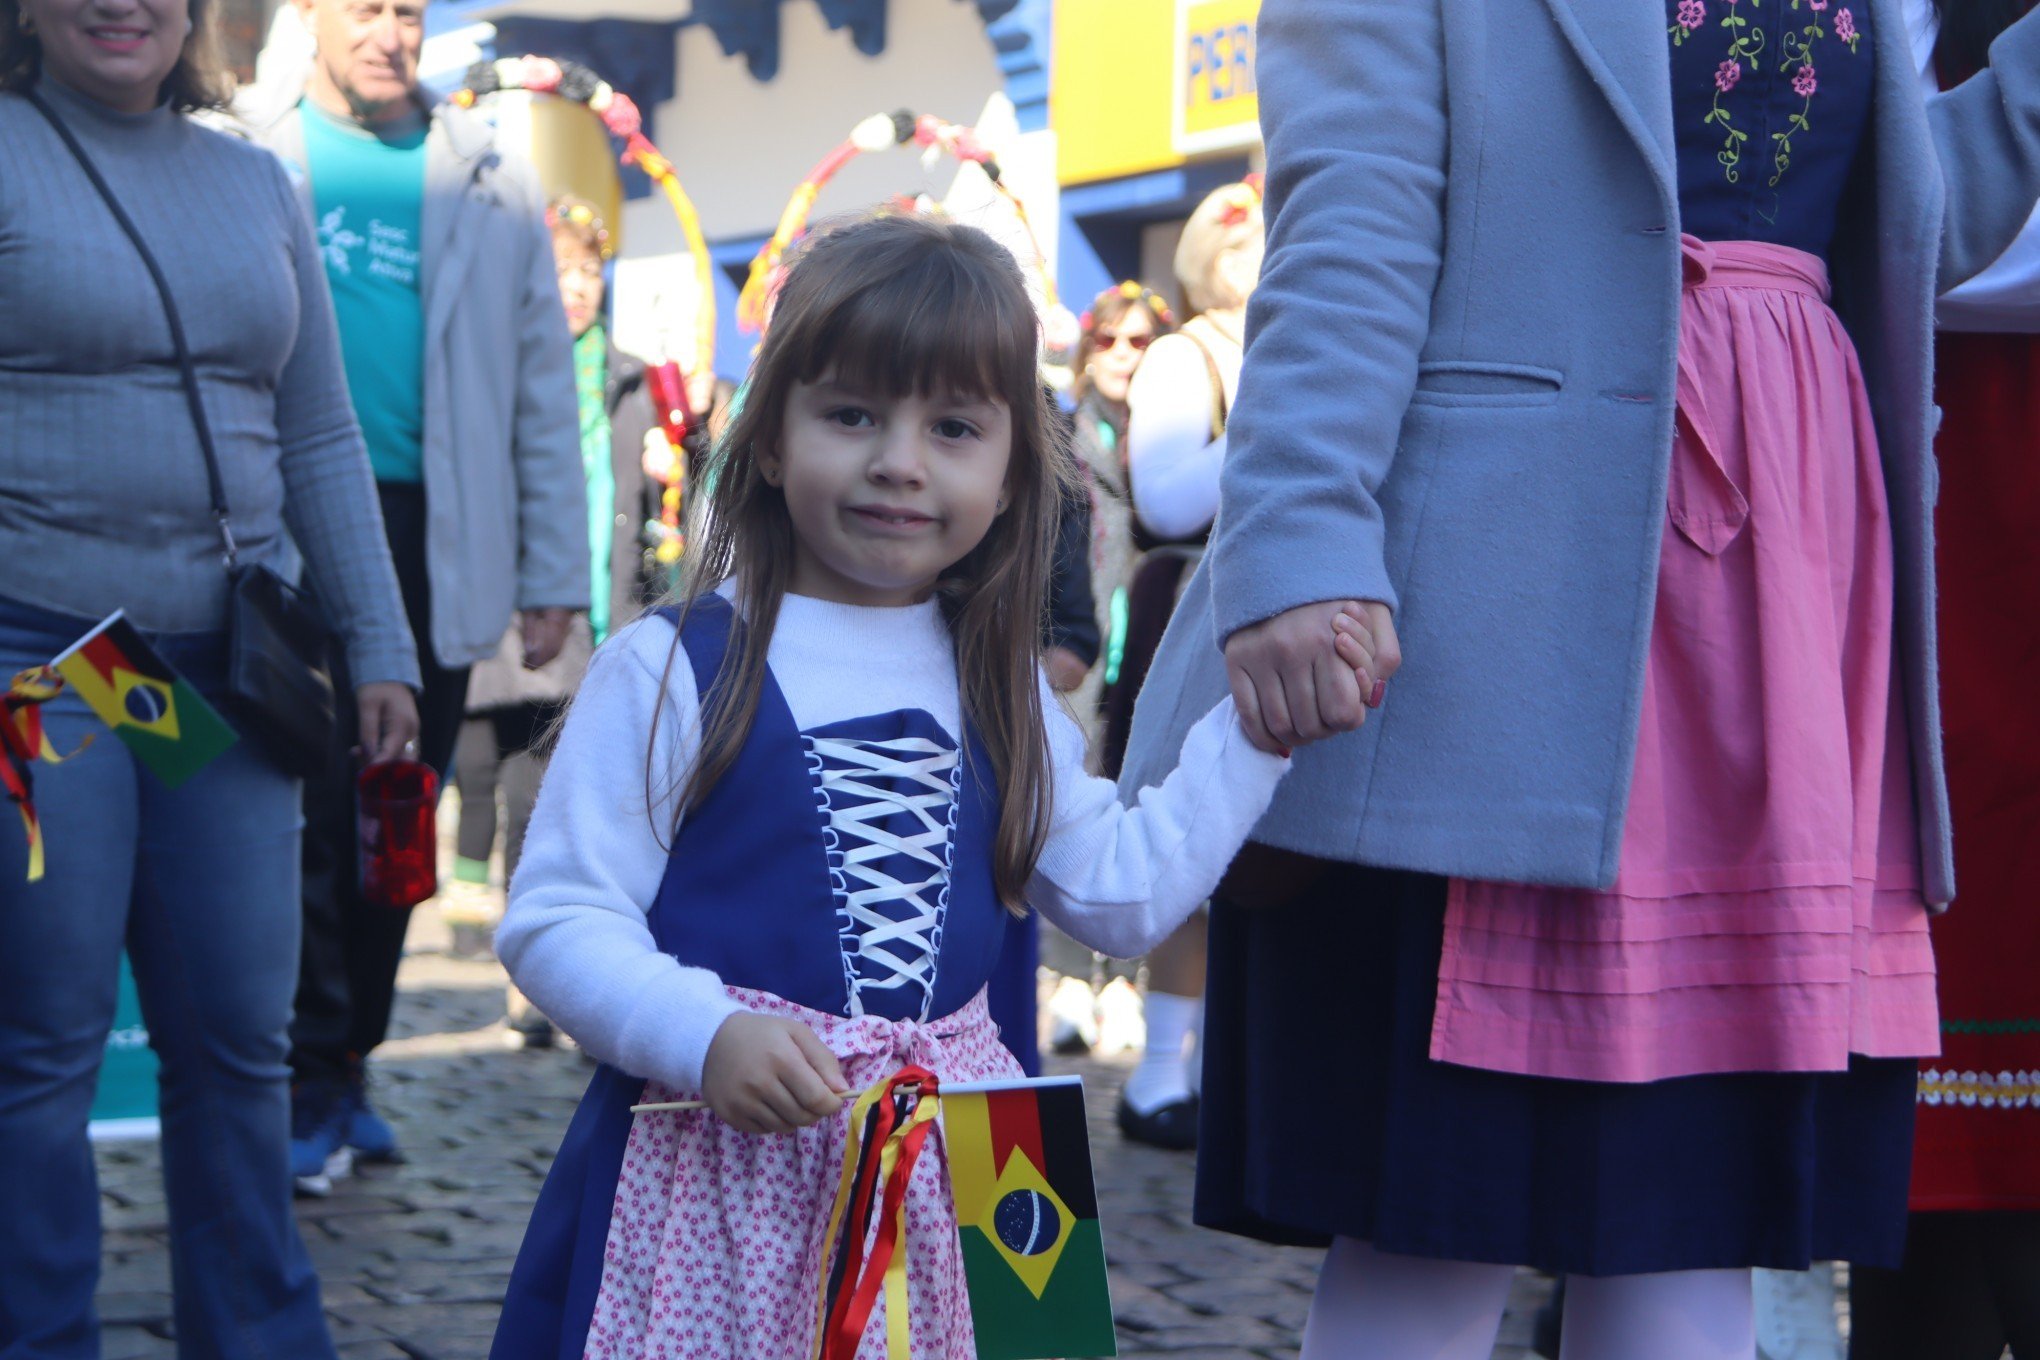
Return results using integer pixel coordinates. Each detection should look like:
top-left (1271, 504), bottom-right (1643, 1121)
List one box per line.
top-left (1195, 863), bottom-right (1917, 1276)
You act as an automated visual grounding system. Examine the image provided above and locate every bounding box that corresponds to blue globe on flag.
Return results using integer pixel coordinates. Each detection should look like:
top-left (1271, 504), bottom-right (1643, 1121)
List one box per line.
top-left (992, 1188), bottom-right (1062, 1257)
top-left (124, 681), bottom-right (169, 726)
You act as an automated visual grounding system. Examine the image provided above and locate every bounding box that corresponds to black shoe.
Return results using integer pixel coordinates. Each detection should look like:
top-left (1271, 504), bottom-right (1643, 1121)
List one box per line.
top-left (1116, 1092), bottom-right (1198, 1151)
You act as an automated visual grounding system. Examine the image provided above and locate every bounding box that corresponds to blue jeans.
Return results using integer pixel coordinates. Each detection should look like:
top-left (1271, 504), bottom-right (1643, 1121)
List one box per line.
top-left (0, 596), bottom-right (335, 1359)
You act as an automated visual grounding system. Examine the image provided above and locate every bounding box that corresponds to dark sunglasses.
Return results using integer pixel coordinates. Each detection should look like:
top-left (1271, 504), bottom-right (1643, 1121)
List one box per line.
top-left (1095, 330), bottom-right (1154, 353)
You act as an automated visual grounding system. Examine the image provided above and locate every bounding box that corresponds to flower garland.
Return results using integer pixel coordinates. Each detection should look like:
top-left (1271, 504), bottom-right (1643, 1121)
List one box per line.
top-left (453, 54), bottom-right (716, 566)
top-left (736, 108), bottom-right (1059, 334)
top-left (1078, 280), bottom-right (1176, 334)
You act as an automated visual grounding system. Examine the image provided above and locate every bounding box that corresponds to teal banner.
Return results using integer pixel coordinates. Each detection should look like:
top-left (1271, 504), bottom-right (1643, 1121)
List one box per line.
top-left (90, 953), bottom-right (158, 1136)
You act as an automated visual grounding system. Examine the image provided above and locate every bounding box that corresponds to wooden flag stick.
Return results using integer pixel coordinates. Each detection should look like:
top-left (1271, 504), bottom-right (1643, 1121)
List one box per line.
top-left (630, 1088), bottom-right (873, 1115)
top-left (628, 1074), bottom-right (1067, 1116)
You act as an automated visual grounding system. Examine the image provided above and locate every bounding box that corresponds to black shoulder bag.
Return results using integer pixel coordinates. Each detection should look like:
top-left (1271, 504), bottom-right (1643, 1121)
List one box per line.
top-left (30, 91), bottom-right (338, 777)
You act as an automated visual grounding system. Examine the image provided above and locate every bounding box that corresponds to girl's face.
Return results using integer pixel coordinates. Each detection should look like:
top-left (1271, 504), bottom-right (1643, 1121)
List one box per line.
top-left (763, 376), bottom-right (1013, 608)
top-left (25, 0), bottom-right (190, 113)
top-left (1088, 306), bottom-right (1155, 406)
top-left (554, 235), bottom-right (606, 339)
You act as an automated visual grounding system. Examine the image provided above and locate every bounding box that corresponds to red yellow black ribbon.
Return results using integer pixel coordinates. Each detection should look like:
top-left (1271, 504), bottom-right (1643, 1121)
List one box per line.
top-left (814, 1064), bottom-right (944, 1360)
top-left (2, 667), bottom-right (84, 882)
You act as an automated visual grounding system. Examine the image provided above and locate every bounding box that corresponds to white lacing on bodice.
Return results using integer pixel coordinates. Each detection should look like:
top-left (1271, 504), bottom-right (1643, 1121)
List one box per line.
top-left (804, 732), bottom-right (962, 1020)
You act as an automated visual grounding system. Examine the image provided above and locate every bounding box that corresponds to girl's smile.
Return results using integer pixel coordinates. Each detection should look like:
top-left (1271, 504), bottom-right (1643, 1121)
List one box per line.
top-left (764, 377), bottom-right (1013, 608)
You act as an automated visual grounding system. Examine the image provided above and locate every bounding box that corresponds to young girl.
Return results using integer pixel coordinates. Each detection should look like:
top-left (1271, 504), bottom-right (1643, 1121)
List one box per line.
top-left (486, 213), bottom-right (1369, 1360)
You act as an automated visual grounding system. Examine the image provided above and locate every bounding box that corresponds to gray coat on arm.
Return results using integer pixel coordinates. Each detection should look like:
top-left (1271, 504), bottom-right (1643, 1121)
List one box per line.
top-left (1120, 0), bottom-right (2040, 905)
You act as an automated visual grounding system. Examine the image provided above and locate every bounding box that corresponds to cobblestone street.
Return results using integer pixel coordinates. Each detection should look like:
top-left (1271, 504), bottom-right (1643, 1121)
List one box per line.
top-left (94, 901), bottom-right (1552, 1360)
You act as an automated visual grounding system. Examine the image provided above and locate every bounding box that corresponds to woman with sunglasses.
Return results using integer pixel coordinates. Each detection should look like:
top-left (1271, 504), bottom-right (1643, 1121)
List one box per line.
top-left (1106, 180), bottom-right (1263, 1149)
top-left (1067, 281), bottom-right (1174, 731)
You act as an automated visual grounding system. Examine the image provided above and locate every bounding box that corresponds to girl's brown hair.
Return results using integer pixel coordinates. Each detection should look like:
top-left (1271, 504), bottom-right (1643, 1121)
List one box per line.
top-left (655, 211), bottom-right (1075, 911)
top-left (0, 0), bottom-right (232, 111)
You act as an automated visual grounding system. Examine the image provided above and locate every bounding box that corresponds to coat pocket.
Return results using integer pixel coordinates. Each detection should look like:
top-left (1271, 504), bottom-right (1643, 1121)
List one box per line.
top-left (1409, 360), bottom-right (1565, 408)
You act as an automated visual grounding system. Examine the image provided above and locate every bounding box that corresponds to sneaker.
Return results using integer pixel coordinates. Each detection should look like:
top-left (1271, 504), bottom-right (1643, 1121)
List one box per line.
top-left (343, 1073), bottom-right (404, 1165)
top-left (290, 1079), bottom-right (354, 1197)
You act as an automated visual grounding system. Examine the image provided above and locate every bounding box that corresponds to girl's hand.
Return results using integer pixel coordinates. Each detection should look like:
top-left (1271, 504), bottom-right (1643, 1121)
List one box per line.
top-left (1331, 602), bottom-right (1401, 713)
top-left (701, 1012), bottom-right (851, 1134)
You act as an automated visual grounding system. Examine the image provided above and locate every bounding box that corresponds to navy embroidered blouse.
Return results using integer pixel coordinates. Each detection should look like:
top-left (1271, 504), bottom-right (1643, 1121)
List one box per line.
top-left (1668, 0), bottom-right (1876, 257)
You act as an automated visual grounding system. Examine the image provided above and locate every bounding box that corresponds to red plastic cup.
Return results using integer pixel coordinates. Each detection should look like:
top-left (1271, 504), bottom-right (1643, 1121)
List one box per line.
top-left (358, 760), bottom-right (439, 908)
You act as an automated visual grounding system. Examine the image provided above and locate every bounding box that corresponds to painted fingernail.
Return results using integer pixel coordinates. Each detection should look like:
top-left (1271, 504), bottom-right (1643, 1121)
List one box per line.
top-left (1368, 679), bottom-right (1387, 708)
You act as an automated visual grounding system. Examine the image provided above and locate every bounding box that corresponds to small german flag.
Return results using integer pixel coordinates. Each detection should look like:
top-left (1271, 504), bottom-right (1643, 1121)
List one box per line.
top-left (943, 1076), bottom-right (1115, 1359)
top-left (52, 612), bottom-right (236, 789)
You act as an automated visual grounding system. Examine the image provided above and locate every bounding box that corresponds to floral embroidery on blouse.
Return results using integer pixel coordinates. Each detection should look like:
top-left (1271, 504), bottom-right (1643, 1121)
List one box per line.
top-left (1670, 0), bottom-right (1864, 189)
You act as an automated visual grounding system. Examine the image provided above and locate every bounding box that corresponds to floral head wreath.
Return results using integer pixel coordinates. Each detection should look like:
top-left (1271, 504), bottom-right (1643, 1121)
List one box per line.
top-left (1215, 172), bottom-right (1265, 229)
top-left (453, 54), bottom-right (715, 568)
top-left (545, 200), bottom-right (614, 260)
top-left (737, 108), bottom-right (1058, 334)
top-left (1078, 280), bottom-right (1175, 333)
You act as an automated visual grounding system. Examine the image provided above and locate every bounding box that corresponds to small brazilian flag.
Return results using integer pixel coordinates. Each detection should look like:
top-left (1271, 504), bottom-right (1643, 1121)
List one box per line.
top-left (52, 611), bottom-right (236, 789)
top-left (942, 1075), bottom-right (1116, 1359)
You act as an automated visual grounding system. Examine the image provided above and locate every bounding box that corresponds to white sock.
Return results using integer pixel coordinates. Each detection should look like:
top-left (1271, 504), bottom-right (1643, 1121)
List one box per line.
top-left (1563, 1268), bottom-right (1756, 1360)
top-left (1123, 991), bottom-right (1199, 1114)
top-left (1301, 1237), bottom-right (1514, 1360)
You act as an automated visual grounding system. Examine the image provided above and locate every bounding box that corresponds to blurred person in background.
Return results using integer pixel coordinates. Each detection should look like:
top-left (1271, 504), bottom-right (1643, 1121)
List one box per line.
top-left (0, 0), bottom-right (419, 1346)
top-left (450, 196), bottom-right (663, 1050)
top-left (1108, 181), bottom-right (1262, 1150)
top-left (1851, 1), bottom-right (2040, 1352)
top-left (1040, 281), bottom-right (1176, 1057)
top-left (240, 0), bottom-right (588, 1189)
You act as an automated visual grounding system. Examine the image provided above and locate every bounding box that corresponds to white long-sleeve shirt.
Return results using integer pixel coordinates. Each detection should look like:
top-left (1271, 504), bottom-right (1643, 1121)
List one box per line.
top-left (495, 592), bottom-right (1287, 1094)
top-left (1125, 323), bottom-right (1243, 540)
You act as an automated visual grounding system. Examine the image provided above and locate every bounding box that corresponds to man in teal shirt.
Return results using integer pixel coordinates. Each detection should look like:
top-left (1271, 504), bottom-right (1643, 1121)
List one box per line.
top-left (246, 0), bottom-right (587, 1189)
top-left (300, 91), bottom-right (427, 484)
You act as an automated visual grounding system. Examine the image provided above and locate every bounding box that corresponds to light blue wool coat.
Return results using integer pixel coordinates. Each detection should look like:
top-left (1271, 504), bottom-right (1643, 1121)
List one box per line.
top-left (1120, 0), bottom-right (2040, 904)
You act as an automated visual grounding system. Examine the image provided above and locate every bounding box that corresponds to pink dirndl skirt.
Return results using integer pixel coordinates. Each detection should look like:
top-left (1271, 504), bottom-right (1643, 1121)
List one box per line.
top-left (582, 987), bottom-right (1023, 1360)
top-left (1434, 236), bottom-right (1941, 1084)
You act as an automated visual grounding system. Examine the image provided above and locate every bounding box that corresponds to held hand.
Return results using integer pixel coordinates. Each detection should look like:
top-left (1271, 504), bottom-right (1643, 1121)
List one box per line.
top-left (1223, 599), bottom-right (1402, 755)
top-left (1044, 645), bottom-right (1091, 693)
top-left (520, 608), bottom-right (574, 669)
top-left (1332, 601), bottom-right (1401, 711)
top-left (701, 1013), bottom-right (852, 1134)
top-left (354, 681), bottom-right (420, 765)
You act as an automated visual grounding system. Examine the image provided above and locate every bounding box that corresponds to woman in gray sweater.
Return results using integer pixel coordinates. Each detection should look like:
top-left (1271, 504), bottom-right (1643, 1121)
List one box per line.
top-left (0, 0), bottom-right (418, 1351)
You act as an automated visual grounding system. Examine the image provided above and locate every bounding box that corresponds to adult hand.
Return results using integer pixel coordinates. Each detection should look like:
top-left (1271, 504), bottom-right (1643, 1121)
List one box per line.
top-left (520, 608), bottom-right (574, 669)
top-left (701, 1012), bottom-right (850, 1134)
top-left (1045, 645), bottom-right (1091, 693)
top-left (1223, 599), bottom-right (1401, 754)
top-left (355, 681), bottom-right (420, 766)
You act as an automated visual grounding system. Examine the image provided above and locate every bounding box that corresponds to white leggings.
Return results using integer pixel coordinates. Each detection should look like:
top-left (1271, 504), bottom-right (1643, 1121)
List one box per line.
top-left (1301, 1238), bottom-right (1757, 1360)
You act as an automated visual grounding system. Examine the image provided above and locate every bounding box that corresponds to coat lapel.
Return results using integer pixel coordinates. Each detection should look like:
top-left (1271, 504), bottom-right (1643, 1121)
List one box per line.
top-left (1536, 0), bottom-right (1678, 204)
top-left (419, 104), bottom-right (493, 347)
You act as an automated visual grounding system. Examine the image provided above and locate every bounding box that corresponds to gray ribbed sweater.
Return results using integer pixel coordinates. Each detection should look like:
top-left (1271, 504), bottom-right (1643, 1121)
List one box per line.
top-left (0, 79), bottom-right (419, 688)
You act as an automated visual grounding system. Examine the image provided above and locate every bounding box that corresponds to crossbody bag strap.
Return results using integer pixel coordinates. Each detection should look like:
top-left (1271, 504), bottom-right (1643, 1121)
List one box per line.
top-left (1179, 326), bottom-right (1231, 441)
top-left (26, 89), bottom-right (241, 570)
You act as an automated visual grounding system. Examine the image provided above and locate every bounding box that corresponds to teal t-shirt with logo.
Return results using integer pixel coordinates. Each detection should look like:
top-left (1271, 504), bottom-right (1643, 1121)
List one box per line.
top-left (300, 98), bottom-right (428, 485)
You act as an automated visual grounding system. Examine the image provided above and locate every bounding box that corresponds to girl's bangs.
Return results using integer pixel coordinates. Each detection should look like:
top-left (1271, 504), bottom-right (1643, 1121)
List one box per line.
top-left (786, 242), bottom-right (1039, 407)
